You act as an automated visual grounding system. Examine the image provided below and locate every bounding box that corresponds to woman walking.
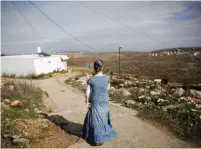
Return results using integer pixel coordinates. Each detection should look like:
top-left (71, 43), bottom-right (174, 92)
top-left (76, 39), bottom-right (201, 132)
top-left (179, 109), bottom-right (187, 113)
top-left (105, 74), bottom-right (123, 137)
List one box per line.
top-left (82, 60), bottom-right (117, 146)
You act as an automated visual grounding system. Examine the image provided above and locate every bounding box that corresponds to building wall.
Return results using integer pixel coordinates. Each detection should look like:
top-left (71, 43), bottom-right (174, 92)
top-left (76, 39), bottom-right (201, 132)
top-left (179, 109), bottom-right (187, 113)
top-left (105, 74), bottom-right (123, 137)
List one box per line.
top-left (1, 56), bottom-right (68, 76)
top-left (34, 57), bottom-right (67, 74)
top-left (1, 58), bottom-right (35, 76)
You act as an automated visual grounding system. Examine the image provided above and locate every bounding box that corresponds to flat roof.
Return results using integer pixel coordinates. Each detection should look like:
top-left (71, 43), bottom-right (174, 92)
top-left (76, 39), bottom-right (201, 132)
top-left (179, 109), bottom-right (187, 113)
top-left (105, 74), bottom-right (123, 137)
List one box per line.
top-left (1, 54), bottom-right (69, 59)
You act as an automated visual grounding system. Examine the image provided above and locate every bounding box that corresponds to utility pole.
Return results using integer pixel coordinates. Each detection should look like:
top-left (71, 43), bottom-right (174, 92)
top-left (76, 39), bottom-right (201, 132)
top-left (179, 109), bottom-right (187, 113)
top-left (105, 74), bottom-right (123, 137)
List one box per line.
top-left (119, 46), bottom-right (123, 78)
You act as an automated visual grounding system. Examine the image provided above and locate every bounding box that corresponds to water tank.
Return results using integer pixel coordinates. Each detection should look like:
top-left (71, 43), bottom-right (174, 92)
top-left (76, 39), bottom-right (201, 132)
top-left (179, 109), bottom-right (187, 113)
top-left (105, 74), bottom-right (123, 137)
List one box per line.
top-left (37, 47), bottom-right (41, 53)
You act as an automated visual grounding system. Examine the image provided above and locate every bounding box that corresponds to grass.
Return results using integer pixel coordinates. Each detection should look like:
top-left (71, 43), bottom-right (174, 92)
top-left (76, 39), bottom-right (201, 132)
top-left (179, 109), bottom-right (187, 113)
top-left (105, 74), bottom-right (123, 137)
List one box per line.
top-left (1, 81), bottom-right (44, 148)
top-left (2, 70), bottom-right (68, 80)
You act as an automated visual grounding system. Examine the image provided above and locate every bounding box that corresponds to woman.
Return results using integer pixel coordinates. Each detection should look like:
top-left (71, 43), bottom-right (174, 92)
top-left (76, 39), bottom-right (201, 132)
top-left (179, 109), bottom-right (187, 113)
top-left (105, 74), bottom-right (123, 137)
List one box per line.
top-left (82, 60), bottom-right (117, 146)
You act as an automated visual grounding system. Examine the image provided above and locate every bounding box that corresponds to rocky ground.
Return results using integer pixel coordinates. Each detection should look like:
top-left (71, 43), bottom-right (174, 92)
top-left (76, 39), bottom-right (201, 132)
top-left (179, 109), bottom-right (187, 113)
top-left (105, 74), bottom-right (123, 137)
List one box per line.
top-left (66, 73), bottom-right (201, 145)
top-left (1, 78), bottom-right (79, 148)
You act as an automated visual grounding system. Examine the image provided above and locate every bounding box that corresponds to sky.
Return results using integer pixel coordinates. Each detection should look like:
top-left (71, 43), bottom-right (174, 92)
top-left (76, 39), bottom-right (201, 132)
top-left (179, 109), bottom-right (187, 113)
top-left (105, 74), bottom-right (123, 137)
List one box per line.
top-left (1, 1), bottom-right (201, 54)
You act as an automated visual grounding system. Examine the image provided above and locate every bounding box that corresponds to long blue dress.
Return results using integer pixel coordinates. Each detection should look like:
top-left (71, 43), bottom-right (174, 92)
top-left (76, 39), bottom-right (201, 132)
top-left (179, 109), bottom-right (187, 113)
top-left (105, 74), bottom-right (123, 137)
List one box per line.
top-left (82, 75), bottom-right (117, 144)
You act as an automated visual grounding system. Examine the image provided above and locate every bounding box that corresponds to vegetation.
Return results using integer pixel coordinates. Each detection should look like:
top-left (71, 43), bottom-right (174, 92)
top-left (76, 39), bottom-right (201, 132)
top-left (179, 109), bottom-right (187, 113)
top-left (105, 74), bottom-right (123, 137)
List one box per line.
top-left (2, 70), bottom-right (68, 80)
top-left (1, 81), bottom-right (44, 148)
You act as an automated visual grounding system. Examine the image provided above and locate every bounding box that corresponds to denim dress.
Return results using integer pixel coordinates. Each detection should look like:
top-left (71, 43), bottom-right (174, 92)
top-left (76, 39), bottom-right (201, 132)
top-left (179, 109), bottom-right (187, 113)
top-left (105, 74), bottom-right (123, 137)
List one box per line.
top-left (81, 75), bottom-right (117, 144)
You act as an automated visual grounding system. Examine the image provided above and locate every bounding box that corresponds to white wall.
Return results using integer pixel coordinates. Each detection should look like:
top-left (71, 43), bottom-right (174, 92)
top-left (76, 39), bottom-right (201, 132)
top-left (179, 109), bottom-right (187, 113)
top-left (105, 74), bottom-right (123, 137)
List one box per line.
top-left (1, 58), bottom-right (35, 76)
top-left (34, 56), bottom-right (67, 74)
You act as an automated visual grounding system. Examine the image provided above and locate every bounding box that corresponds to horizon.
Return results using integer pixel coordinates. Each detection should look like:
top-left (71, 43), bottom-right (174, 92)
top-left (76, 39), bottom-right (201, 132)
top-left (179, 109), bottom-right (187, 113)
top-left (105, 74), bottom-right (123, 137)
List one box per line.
top-left (1, 1), bottom-right (201, 54)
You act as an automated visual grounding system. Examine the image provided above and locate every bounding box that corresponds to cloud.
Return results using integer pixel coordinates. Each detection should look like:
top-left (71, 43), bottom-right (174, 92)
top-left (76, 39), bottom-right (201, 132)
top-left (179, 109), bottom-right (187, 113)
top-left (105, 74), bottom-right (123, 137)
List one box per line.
top-left (1, 1), bottom-right (201, 54)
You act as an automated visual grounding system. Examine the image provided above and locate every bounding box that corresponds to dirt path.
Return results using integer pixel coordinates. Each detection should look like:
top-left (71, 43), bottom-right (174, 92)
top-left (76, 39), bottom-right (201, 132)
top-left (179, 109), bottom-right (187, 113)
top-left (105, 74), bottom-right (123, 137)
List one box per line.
top-left (32, 73), bottom-right (194, 148)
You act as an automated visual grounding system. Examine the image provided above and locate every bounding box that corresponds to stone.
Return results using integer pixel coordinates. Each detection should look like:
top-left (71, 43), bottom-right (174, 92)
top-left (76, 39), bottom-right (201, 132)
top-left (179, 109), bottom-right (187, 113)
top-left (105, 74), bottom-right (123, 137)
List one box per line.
top-left (195, 104), bottom-right (201, 109)
top-left (122, 89), bottom-right (131, 96)
top-left (150, 91), bottom-right (160, 96)
top-left (1, 102), bottom-right (10, 110)
top-left (157, 98), bottom-right (165, 103)
top-left (9, 85), bottom-right (14, 91)
top-left (10, 100), bottom-right (23, 107)
top-left (190, 89), bottom-right (201, 99)
top-left (174, 88), bottom-right (185, 97)
top-left (25, 109), bottom-right (29, 112)
top-left (162, 103), bottom-right (186, 112)
top-left (154, 79), bottom-right (162, 83)
top-left (125, 100), bottom-right (136, 106)
top-left (191, 109), bottom-right (199, 112)
top-left (145, 86), bottom-right (150, 89)
top-left (4, 99), bottom-right (11, 104)
top-left (119, 84), bottom-right (124, 88)
top-left (138, 95), bottom-right (145, 99)
top-left (139, 88), bottom-right (145, 93)
top-left (12, 138), bottom-right (29, 145)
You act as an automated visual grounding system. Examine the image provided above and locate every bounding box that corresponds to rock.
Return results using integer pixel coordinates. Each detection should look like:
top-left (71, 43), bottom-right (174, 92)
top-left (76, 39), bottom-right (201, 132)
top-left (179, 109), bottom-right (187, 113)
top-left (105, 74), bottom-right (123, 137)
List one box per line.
top-left (145, 86), bottom-right (150, 89)
top-left (4, 99), bottom-right (11, 104)
top-left (146, 96), bottom-right (151, 100)
top-left (125, 100), bottom-right (136, 106)
top-left (1, 102), bottom-right (10, 110)
top-left (154, 79), bottom-right (162, 83)
top-left (187, 97), bottom-right (192, 101)
top-left (191, 109), bottom-right (199, 112)
top-left (10, 100), bottom-right (23, 107)
top-left (3, 134), bottom-right (11, 138)
top-left (171, 88), bottom-right (176, 92)
top-left (162, 103), bottom-right (186, 112)
top-left (25, 109), bottom-right (29, 112)
top-left (124, 81), bottom-right (128, 86)
top-left (12, 138), bottom-right (29, 145)
top-left (139, 88), bottom-right (145, 93)
top-left (195, 104), bottom-right (201, 109)
top-left (9, 85), bottom-right (14, 91)
top-left (110, 87), bottom-right (115, 90)
top-left (138, 95), bottom-right (145, 99)
top-left (157, 98), bottom-right (165, 103)
top-left (174, 88), bottom-right (185, 97)
top-left (119, 84), bottom-right (124, 88)
top-left (150, 91), bottom-right (160, 96)
top-left (190, 89), bottom-right (201, 99)
top-left (122, 89), bottom-right (131, 96)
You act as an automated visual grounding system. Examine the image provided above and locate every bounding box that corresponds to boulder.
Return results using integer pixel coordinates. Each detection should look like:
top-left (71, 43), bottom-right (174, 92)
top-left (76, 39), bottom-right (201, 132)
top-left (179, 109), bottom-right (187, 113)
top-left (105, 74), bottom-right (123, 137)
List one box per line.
top-left (10, 100), bottom-right (23, 107)
top-left (12, 138), bottom-right (29, 145)
top-left (174, 88), bottom-right (185, 97)
top-left (9, 85), bottom-right (14, 91)
top-left (4, 99), bottom-right (11, 104)
top-left (157, 98), bottom-right (165, 103)
top-left (125, 100), bottom-right (136, 106)
top-left (150, 91), bottom-right (160, 96)
top-left (190, 89), bottom-right (201, 99)
top-left (1, 102), bottom-right (10, 110)
top-left (162, 103), bottom-right (186, 112)
top-left (119, 84), bottom-right (124, 88)
top-left (122, 89), bottom-right (131, 96)
top-left (195, 104), bottom-right (201, 109)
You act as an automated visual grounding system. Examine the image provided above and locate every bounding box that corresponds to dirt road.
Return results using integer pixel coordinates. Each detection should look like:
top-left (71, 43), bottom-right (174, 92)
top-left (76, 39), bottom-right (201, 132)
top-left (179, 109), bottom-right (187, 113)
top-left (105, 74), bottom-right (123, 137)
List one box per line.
top-left (32, 73), bottom-right (193, 148)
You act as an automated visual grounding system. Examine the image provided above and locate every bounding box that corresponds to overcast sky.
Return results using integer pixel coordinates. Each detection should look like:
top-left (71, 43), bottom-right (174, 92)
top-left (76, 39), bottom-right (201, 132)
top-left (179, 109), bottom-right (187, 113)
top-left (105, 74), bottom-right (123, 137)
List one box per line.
top-left (1, 1), bottom-right (201, 54)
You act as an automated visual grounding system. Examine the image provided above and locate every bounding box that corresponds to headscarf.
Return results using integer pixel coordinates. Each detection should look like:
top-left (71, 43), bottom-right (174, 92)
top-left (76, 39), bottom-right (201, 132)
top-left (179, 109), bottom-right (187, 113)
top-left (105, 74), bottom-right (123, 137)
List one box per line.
top-left (93, 60), bottom-right (104, 72)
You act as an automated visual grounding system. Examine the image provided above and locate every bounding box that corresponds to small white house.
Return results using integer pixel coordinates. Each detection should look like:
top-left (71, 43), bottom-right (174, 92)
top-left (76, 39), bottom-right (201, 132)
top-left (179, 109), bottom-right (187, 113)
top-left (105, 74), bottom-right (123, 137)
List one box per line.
top-left (1, 54), bottom-right (69, 76)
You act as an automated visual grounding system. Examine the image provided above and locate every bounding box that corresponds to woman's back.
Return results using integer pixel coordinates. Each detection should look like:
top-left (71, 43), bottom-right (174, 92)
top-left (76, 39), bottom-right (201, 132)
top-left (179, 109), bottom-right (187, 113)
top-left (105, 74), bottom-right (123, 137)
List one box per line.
top-left (88, 75), bottom-right (109, 104)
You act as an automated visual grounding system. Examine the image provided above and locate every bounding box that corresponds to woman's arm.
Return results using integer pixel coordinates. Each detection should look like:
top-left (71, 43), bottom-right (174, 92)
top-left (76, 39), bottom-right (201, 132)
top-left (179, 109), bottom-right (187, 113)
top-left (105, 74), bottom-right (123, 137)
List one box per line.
top-left (85, 84), bottom-right (91, 108)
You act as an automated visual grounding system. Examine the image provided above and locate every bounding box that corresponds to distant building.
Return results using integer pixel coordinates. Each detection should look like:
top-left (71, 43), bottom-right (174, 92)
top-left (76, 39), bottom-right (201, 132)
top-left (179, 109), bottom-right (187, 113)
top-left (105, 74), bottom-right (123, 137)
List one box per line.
top-left (1, 49), bottom-right (69, 76)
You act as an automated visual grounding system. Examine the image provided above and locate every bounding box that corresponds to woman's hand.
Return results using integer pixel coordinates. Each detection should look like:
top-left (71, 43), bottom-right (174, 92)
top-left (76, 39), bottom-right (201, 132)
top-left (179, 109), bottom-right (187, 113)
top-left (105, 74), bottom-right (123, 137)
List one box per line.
top-left (86, 102), bottom-right (92, 108)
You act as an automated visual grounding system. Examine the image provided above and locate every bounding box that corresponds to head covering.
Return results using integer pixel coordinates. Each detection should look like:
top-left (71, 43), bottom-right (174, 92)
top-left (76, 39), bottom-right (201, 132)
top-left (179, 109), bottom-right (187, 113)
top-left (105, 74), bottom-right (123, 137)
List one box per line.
top-left (93, 60), bottom-right (104, 72)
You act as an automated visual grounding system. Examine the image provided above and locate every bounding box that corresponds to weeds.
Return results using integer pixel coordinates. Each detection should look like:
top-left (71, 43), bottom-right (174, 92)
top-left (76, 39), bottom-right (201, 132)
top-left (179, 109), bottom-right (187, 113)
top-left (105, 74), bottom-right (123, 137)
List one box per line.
top-left (1, 81), bottom-right (44, 147)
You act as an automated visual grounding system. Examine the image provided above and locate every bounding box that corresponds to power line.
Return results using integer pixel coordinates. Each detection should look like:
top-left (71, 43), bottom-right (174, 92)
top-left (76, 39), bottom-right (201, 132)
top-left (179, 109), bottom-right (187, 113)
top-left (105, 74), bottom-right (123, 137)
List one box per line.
top-left (28, 1), bottom-right (95, 51)
top-left (12, 1), bottom-right (44, 41)
top-left (76, 1), bottom-right (179, 51)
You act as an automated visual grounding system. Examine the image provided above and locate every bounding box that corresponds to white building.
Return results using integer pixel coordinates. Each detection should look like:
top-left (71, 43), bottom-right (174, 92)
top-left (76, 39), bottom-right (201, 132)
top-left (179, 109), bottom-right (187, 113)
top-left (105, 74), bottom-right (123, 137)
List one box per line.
top-left (1, 54), bottom-right (69, 76)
